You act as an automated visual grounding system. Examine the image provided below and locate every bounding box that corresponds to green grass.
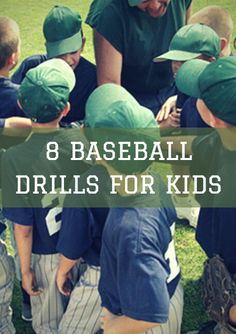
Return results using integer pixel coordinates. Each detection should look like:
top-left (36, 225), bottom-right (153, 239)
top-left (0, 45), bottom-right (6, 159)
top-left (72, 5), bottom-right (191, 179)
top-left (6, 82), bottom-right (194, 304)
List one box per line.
top-left (1, 0), bottom-right (235, 333)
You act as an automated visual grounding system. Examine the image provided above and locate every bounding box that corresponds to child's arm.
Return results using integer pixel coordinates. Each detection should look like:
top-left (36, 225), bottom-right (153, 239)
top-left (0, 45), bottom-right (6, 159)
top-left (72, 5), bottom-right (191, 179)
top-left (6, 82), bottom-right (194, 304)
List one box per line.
top-left (102, 308), bottom-right (158, 334)
top-left (14, 223), bottom-right (42, 296)
top-left (56, 254), bottom-right (78, 296)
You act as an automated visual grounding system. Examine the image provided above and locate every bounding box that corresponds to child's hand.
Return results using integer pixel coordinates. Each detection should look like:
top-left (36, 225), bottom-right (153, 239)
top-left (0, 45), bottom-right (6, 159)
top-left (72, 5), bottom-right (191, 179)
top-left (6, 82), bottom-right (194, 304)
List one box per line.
top-left (158, 108), bottom-right (181, 128)
top-left (156, 95), bottom-right (177, 122)
top-left (22, 269), bottom-right (43, 296)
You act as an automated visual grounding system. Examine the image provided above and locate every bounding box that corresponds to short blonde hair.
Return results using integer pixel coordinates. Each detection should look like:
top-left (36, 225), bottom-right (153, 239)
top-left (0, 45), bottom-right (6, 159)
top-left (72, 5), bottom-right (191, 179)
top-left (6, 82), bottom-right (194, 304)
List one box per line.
top-left (189, 6), bottom-right (233, 42)
top-left (0, 16), bottom-right (20, 69)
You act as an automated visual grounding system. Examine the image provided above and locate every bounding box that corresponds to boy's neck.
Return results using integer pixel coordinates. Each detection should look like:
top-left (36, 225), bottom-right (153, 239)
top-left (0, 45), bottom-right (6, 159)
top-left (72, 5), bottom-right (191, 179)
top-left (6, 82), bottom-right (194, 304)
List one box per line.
top-left (32, 121), bottom-right (60, 130)
top-left (0, 67), bottom-right (10, 78)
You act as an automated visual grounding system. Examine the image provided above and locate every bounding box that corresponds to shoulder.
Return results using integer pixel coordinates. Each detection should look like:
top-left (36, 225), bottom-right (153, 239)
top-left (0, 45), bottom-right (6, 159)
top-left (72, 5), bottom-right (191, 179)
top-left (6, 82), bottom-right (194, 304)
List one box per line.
top-left (86, 0), bottom-right (124, 28)
top-left (12, 55), bottom-right (47, 84)
top-left (192, 130), bottom-right (219, 154)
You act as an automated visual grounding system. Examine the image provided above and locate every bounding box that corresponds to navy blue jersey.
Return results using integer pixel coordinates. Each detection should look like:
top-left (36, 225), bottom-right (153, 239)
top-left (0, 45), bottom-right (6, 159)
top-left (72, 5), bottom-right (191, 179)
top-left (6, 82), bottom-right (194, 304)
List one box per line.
top-left (0, 222), bottom-right (6, 235)
top-left (176, 89), bottom-right (189, 109)
top-left (99, 174), bottom-right (180, 323)
top-left (0, 119), bottom-right (5, 128)
top-left (0, 77), bottom-right (24, 117)
top-left (12, 55), bottom-right (97, 122)
top-left (180, 97), bottom-right (209, 128)
top-left (57, 207), bottom-right (109, 265)
top-left (3, 130), bottom-right (91, 254)
top-left (192, 131), bottom-right (236, 273)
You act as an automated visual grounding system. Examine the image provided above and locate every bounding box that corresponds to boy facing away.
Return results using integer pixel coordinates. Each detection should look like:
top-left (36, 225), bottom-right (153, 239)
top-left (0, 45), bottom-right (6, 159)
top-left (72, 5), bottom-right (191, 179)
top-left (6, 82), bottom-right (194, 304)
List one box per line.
top-left (84, 83), bottom-right (183, 334)
top-left (175, 56), bottom-right (236, 334)
top-left (0, 16), bottom-right (23, 118)
top-left (2, 58), bottom-right (90, 333)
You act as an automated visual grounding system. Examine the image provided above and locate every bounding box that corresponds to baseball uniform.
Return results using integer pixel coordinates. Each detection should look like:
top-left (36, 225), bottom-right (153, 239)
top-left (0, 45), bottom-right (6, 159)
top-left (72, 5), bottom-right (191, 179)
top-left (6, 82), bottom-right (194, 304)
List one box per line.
top-left (57, 207), bottom-right (109, 334)
top-left (99, 172), bottom-right (183, 334)
top-left (3, 129), bottom-right (90, 334)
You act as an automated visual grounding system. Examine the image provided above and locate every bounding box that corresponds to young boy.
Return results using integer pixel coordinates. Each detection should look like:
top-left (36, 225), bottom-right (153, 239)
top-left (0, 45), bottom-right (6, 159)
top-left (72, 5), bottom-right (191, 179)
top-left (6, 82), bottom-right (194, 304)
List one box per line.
top-left (82, 83), bottom-right (183, 334)
top-left (154, 23), bottom-right (221, 228)
top-left (12, 5), bottom-right (97, 123)
top-left (175, 56), bottom-right (236, 334)
top-left (0, 15), bottom-right (31, 328)
top-left (0, 16), bottom-right (23, 118)
top-left (2, 58), bottom-right (90, 333)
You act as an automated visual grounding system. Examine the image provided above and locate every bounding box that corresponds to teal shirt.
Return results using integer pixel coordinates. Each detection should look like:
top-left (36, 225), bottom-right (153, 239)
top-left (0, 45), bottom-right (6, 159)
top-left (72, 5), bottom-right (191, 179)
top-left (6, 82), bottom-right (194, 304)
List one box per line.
top-left (86, 0), bottom-right (192, 94)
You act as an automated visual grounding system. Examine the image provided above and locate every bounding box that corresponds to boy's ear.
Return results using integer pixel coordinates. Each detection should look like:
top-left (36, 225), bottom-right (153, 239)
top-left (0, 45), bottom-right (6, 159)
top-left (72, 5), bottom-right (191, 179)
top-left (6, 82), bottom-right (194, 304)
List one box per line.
top-left (220, 37), bottom-right (228, 52)
top-left (210, 113), bottom-right (229, 128)
top-left (61, 102), bottom-right (71, 117)
top-left (7, 52), bottom-right (19, 68)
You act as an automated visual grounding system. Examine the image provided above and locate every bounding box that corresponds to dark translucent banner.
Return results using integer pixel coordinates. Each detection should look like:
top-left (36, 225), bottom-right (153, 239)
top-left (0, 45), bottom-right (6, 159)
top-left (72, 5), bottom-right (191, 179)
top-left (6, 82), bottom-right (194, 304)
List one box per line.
top-left (1, 127), bottom-right (236, 208)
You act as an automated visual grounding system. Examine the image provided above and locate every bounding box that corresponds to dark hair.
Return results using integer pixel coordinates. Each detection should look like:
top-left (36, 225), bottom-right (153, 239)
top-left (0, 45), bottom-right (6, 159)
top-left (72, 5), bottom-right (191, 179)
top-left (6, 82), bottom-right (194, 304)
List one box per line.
top-left (0, 16), bottom-right (20, 69)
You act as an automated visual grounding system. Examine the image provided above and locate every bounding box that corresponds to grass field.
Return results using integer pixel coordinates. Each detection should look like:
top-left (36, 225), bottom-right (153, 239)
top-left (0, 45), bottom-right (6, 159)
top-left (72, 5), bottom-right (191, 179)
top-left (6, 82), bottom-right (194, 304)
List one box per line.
top-left (1, 0), bottom-right (235, 333)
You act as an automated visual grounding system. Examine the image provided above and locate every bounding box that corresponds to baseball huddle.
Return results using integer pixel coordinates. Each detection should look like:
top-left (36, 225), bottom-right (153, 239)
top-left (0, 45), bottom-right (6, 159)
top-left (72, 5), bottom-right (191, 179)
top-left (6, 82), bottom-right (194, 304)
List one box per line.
top-left (0, 1), bottom-right (236, 334)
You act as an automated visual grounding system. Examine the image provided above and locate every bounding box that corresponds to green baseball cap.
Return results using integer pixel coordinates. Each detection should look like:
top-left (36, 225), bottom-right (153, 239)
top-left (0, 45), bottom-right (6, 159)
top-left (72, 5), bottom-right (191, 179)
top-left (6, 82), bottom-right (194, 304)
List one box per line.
top-left (154, 24), bottom-right (221, 62)
top-left (18, 59), bottom-right (75, 123)
top-left (43, 6), bottom-right (83, 58)
top-left (176, 57), bottom-right (236, 125)
top-left (85, 83), bottom-right (157, 129)
top-left (128, 0), bottom-right (143, 6)
top-left (85, 83), bottom-right (158, 174)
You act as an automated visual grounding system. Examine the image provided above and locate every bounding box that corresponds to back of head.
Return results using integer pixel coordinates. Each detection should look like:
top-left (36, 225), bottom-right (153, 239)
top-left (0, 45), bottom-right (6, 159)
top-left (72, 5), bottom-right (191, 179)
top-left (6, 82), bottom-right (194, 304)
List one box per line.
top-left (189, 6), bottom-right (233, 41)
top-left (176, 57), bottom-right (236, 126)
top-left (85, 83), bottom-right (159, 174)
top-left (43, 5), bottom-right (83, 58)
top-left (0, 16), bottom-right (20, 69)
top-left (18, 59), bottom-right (75, 123)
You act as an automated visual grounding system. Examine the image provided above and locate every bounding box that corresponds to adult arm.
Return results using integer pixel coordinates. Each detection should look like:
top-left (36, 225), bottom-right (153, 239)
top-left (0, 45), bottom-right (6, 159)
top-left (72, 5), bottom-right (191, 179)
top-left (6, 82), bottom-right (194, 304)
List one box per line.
top-left (186, 3), bottom-right (192, 23)
top-left (93, 30), bottom-right (122, 86)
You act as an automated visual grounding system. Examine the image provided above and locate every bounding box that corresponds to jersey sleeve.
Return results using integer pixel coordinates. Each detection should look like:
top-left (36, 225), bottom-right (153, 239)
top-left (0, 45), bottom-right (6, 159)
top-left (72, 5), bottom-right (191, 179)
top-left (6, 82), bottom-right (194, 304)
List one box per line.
top-left (88, 3), bottom-right (125, 54)
top-left (12, 55), bottom-right (47, 84)
top-left (57, 207), bottom-right (95, 260)
top-left (0, 119), bottom-right (5, 128)
top-left (185, 0), bottom-right (192, 9)
top-left (3, 207), bottom-right (34, 226)
top-left (116, 226), bottom-right (170, 322)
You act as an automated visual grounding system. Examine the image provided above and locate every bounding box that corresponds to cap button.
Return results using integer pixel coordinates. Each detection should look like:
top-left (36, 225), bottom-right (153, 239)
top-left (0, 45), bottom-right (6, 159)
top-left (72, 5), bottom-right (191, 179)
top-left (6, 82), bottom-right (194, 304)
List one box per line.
top-left (37, 80), bottom-right (43, 86)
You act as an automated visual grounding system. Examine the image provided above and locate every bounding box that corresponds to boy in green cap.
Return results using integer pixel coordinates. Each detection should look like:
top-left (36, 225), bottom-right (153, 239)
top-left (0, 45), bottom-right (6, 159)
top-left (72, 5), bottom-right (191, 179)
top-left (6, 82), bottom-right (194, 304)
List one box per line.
top-left (2, 58), bottom-right (90, 333)
top-left (12, 5), bottom-right (97, 124)
top-left (175, 56), bottom-right (236, 334)
top-left (70, 83), bottom-right (183, 334)
top-left (154, 23), bottom-right (221, 228)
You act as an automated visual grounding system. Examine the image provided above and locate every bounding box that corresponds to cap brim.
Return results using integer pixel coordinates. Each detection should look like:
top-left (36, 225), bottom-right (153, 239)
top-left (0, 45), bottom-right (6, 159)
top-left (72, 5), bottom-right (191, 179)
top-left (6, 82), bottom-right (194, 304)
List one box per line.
top-left (153, 50), bottom-right (201, 63)
top-left (46, 30), bottom-right (82, 58)
top-left (175, 59), bottom-right (209, 98)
